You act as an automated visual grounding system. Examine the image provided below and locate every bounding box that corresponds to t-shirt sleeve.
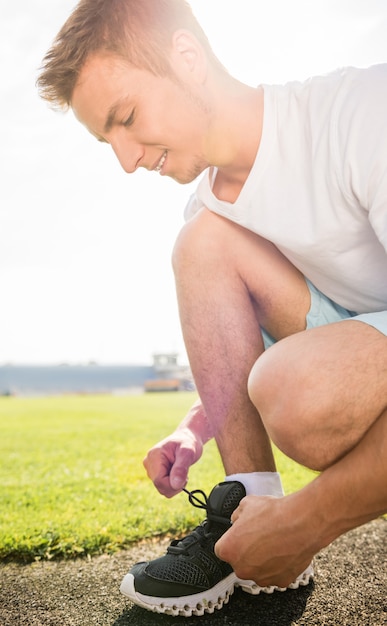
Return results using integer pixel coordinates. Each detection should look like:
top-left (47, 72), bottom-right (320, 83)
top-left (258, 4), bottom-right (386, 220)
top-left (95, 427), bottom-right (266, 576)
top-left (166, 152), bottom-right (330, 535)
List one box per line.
top-left (183, 192), bottom-right (205, 222)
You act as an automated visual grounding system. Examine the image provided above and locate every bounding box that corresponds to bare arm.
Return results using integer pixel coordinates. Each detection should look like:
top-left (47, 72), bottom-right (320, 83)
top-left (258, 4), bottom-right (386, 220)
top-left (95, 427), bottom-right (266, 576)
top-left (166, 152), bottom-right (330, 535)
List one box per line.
top-left (305, 407), bottom-right (387, 546)
top-left (174, 397), bottom-right (213, 443)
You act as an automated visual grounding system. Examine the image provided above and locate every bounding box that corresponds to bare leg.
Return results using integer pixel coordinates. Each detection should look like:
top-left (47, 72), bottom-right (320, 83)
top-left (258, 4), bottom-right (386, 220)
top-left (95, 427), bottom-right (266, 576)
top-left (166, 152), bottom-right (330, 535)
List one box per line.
top-left (172, 208), bottom-right (310, 474)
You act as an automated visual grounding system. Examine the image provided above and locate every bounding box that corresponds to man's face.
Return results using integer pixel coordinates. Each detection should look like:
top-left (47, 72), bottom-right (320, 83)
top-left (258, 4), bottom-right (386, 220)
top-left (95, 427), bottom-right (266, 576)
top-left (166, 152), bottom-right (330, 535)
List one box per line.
top-left (72, 53), bottom-right (212, 184)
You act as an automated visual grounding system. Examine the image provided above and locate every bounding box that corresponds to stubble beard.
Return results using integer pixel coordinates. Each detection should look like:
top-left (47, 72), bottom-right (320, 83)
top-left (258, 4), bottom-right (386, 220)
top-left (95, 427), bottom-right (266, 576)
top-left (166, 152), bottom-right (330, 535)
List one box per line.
top-left (174, 168), bottom-right (207, 185)
top-left (170, 156), bottom-right (208, 185)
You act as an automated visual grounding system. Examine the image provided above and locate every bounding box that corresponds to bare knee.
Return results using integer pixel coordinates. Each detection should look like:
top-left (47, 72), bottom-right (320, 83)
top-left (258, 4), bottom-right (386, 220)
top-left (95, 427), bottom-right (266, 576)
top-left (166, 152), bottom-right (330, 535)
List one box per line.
top-left (248, 341), bottom-right (334, 471)
top-left (172, 208), bottom-right (242, 281)
top-left (248, 348), bottom-right (301, 462)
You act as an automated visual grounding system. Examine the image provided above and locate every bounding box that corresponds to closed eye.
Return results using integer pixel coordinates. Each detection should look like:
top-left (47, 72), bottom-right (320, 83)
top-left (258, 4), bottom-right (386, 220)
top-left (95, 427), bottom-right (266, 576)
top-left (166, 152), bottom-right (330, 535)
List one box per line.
top-left (123, 109), bottom-right (135, 127)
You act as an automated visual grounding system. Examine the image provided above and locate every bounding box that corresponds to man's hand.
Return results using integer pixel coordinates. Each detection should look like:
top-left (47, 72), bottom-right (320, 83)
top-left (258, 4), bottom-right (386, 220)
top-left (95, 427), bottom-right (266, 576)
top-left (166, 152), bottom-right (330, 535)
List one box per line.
top-left (143, 427), bottom-right (204, 498)
top-left (214, 494), bottom-right (316, 588)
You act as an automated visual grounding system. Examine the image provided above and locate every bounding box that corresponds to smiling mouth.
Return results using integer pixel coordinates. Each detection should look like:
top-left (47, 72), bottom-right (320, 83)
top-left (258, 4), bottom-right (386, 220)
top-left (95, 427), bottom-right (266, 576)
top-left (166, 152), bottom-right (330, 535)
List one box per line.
top-left (154, 150), bottom-right (167, 173)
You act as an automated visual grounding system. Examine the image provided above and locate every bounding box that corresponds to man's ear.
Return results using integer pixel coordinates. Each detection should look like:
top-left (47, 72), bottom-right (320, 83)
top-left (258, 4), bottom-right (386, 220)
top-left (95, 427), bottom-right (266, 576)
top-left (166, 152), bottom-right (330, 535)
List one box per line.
top-left (169, 29), bottom-right (208, 84)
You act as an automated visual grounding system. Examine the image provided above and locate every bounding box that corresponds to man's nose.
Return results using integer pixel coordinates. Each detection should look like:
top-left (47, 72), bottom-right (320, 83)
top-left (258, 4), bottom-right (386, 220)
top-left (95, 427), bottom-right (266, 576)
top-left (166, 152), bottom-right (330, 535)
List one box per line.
top-left (110, 137), bottom-right (142, 174)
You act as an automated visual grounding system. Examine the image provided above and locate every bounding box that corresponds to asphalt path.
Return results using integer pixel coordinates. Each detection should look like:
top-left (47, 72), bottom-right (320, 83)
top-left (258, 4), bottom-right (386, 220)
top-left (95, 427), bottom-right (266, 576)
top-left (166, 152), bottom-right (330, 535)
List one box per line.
top-left (1, 518), bottom-right (386, 625)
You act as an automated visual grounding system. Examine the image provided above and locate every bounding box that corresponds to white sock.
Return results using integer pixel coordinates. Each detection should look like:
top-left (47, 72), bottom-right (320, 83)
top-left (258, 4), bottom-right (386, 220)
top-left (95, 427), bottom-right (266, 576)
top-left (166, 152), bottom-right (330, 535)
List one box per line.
top-left (225, 472), bottom-right (284, 498)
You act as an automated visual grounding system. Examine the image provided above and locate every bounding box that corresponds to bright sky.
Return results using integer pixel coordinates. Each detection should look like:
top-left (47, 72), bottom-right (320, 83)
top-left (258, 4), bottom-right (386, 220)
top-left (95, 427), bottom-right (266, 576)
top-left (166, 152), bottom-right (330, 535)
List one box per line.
top-left (1, 1), bottom-right (386, 365)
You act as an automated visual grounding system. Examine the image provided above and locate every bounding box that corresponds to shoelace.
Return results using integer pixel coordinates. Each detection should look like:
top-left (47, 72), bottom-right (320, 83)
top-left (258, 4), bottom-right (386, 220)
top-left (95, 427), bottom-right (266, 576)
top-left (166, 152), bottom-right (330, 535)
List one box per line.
top-left (182, 487), bottom-right (234, 525)
top-left (182, 487), bottom-right (208, 510)
top-left (167, 488), bottom-right (232, 556)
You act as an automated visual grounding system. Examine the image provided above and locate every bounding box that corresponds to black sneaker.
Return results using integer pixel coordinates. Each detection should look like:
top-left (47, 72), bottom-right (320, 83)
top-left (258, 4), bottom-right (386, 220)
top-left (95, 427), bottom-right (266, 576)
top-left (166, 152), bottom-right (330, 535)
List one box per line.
top-left (120, 481), bottom-right (313, 617)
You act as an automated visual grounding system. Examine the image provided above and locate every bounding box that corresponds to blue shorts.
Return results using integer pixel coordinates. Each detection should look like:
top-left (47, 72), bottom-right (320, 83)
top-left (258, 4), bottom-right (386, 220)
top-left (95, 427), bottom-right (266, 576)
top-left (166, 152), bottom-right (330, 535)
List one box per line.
top-left (262, 279), bottom-right (387, 349)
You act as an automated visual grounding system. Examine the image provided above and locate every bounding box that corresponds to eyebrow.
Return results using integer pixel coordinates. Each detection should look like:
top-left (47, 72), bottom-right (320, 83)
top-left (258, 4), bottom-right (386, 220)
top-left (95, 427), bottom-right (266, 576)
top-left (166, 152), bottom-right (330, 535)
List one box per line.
top-left (103, 95), bottom-right (132, 134)
top-left (104, 102), bottom-right (120, 134)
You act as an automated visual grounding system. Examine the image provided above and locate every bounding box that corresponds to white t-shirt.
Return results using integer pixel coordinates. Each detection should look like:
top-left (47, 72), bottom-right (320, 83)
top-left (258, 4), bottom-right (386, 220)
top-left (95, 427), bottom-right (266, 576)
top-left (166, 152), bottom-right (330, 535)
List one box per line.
top-left (184, 65), bottom-right (387, 314)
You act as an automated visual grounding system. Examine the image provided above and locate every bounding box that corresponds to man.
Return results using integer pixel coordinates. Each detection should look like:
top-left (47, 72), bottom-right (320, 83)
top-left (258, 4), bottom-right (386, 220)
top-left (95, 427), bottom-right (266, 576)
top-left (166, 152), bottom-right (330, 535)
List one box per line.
top-left (38, 0), bottom-right (387, 618)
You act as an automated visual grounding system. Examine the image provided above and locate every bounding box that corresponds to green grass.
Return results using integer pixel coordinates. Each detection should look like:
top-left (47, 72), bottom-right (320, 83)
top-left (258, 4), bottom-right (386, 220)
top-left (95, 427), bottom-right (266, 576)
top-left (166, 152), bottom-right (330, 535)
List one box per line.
top-left (0, 392), bottom-right (316, 562)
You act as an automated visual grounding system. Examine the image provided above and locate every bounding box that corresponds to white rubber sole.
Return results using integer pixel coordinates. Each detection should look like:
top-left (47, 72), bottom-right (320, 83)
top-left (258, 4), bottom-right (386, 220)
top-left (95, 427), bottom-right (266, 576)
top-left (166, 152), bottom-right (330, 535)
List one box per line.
top-left (120, 563), bottom-right (314, 617)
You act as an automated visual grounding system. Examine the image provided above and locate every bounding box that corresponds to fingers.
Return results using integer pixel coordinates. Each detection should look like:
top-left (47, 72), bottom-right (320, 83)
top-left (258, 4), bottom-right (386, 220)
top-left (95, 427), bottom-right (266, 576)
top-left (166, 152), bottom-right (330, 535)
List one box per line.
top-left (215, 498), bottom-right (256, 563)
top-left (214, 525), bottom-right (233, 562)
top-left (143, 438), bottom-right (199, 498)
top-left (214, 504), bottom-right (243, 562)
top-left (166, 443), bottom-right (199, 494)
top-left (143, 447), bottom-right (173, 497)
top-left (230, 501), bottom-right (243, 523)
top-left (169, 461), bottom-right (188, 491)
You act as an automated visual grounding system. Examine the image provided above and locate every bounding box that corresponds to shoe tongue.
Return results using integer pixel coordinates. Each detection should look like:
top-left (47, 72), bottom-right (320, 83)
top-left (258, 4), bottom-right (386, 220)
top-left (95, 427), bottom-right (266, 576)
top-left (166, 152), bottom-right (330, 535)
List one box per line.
top-left (207, 481), bottom-right (246, 519)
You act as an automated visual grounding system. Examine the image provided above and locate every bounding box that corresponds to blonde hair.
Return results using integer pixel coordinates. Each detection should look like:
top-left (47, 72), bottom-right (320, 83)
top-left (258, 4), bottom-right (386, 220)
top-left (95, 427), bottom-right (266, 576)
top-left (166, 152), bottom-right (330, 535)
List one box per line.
top-left (37, 0), bottom-right (222, 109)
